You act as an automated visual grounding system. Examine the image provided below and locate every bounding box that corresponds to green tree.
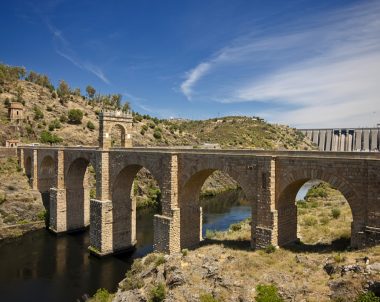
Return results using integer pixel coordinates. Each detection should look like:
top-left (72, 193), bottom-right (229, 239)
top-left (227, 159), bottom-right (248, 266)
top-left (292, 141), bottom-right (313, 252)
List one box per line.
top-left (111, 94), bottom-right (122, 109)
top-left (122, 101), bottom-right (131, 112)
top-left (33, 106), bottom-right (44, 120)
top-left (40, 130), bottom-right (62, 145)
top-left (57, 80), bottom-right (70, 103)
top-left (68, 109), bottom-right (83, 124)
top-left (86, 85), bottom-right (96, 99)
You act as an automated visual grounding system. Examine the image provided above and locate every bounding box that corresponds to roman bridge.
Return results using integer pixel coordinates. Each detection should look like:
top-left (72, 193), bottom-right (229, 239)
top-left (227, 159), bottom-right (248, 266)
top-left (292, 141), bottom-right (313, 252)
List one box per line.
top-left (17, 146), bottom-right (380, 256)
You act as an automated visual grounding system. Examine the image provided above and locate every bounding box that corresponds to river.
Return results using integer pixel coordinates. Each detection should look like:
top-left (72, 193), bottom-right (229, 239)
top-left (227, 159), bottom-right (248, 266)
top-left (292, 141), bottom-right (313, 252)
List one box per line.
top-left (0, 189), bottom-right (251, 302)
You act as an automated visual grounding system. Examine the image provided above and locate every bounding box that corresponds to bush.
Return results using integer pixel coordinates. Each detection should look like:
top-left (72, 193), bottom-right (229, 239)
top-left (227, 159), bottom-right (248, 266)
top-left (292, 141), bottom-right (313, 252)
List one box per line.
top-left (140, 129), bottom-right (145, 135)
top-left (265, 244), bottom-right (276, 254)
top-left (331, 208), bottom-right (341, 219)
top-left (256, 284), bottom-right (284, 302)
top-left (40, 130), bottom-right (63, 144)
top-left (87, 121), bottom-right (95, 130)
top-left (149, 283), bottom-right (166, 302)
top-left (355, 291), bottom-right (380, 302)
top-left (230, 222), bottom-right (242, 231)
top-left (153, 130), bottom-right (162, 139)
top-left (68, 109), bottom-right (83, 124)
top-left (46, 106), bottom-right (53, 111)
top-left (91, 288), bottom-right (114, 302)
top-left (303, 216), bottom-right (318, 226)
top-left (48, 119), bottom-right (61, 131)
top-left (199, 293), bottom-right (219, 302)
top-left (33, 106), bottom-right (44, 120)
top-left (59, 114), bottom-right (68, 123)
top-left (181, 249), bottom-right (189, 256)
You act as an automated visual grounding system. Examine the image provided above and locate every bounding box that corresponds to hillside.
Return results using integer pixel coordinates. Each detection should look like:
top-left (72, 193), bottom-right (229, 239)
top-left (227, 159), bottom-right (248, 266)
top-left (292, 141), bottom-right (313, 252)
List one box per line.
top-left (97, 184), bottom-right (380, 302)
top-left (0, 63), bottom-right (314, 150)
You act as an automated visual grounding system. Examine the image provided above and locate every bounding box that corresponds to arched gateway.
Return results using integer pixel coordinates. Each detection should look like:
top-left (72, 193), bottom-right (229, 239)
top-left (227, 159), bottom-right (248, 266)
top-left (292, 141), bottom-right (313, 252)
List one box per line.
top-left (16, 112), bottom-right (380, 256)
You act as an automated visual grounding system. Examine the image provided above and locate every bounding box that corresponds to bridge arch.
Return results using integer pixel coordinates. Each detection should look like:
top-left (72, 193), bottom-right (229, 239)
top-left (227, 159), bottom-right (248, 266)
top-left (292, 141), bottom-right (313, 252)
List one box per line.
top-left (111, 164), bottom-right (162, 252)
top-left (24, 156), bottom-right (32, 179)
top-left (276, 169), bottom-right (362, 247)
top-left (110, 123), bottom-right (127, 148)
top-left (38, 155), bottom-right (56, 211)
top-left (179, 167), bottom-right (254, 249)
top-left (65, 157), bottom-right (96, 231)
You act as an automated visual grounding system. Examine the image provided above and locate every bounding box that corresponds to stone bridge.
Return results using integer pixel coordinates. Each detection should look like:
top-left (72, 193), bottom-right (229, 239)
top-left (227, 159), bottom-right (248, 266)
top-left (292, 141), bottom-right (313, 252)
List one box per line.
top-left (17, 146), bottom-right (380, 256)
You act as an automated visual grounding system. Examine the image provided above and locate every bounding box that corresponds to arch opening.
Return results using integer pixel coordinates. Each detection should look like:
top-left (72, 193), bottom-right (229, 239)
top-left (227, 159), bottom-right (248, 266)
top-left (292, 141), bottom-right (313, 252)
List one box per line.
top-left (180, 170), bottom-right (251, 250)
top-left (38, 156), bottom-right (55, 214)
top-left (277, 179), bottom-right (354, 250)
top-left (25, 156), bottom-right (31, 180)
top-left (66, 158), bottom-right (96, 232)
top-left (110, 124), bottom-right (126, 148)
top-left (112, 166), bottom-right (161, 254)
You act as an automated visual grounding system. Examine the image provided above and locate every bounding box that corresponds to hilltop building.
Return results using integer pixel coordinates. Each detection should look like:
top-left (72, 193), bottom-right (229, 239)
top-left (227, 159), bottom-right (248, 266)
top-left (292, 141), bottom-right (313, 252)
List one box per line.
top-left (8, 102), bottom-right (24, 122)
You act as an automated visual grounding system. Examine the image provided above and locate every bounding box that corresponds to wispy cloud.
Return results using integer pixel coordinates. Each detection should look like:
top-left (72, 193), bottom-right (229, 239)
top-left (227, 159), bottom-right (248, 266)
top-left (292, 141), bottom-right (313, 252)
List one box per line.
top-left (46, 21), bottom-right (110, 84)
top-left (180, 62), bottom-right (211, 100)
top-left (179, 1), bottom-right (380, 127)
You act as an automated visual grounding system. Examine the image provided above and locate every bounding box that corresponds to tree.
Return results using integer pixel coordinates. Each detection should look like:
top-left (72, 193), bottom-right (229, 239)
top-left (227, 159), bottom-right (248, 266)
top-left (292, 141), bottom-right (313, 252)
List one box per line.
top-left (86, 85), bottom-right (96, 99)
top-left (40, 130), bottom-right (63, 145)
top-left (122, 101), bottom-right (131, 112)
top-left (111, 94), bottom-right (122, 109)
top-left (33, 106), bottom-right (44, 120)
top-left (57, 80), bottom-right (70, 103)
top-left (68, 109), bottom-right (83, 124)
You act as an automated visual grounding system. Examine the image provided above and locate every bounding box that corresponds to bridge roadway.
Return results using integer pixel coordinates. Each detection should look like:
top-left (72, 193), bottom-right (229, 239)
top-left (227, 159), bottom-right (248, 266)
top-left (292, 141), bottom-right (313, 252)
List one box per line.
top-left (17, 146), bottom-right (380, 256)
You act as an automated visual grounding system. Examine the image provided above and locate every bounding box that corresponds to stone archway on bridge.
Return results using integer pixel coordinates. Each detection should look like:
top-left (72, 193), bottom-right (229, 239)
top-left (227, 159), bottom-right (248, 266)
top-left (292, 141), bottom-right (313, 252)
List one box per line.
top-left (99, 111), bottom-right (133, 149)
top-left (38, 155), bottom-right (56, 212)
top-left (65, 158), bottom-right (96, 231)
top-left (179, 169), bottom-right (253, 250)
top-left (276, 172), bottom-right (361, 248)
top-left (111, 164), bottom-right (162, 253)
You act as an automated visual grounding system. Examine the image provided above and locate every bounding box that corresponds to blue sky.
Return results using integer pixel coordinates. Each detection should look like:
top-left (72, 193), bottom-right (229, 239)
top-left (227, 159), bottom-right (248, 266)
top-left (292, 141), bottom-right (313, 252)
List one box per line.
top-left (1, 0), bottom-right (379, 127)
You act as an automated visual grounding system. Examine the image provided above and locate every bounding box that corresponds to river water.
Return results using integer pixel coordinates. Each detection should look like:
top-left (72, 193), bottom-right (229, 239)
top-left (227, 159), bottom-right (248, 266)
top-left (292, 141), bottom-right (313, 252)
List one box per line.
top-left (0, 190), bottom-right (251, 302)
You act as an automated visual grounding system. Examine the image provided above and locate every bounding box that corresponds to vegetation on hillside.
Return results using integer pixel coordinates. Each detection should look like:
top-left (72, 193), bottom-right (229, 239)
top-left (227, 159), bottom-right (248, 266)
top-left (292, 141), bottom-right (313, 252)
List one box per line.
top-left (0, 62), bottom-right (314, 150)
top-left (110, 184), bottom-right (379, 302)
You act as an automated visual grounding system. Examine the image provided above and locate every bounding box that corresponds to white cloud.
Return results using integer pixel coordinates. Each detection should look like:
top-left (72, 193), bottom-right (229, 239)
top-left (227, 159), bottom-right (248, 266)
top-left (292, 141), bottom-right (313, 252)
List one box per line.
top-left (179, 1), bottom-right (380, 127)
top-left (180, 62), bottom-right (211, 100)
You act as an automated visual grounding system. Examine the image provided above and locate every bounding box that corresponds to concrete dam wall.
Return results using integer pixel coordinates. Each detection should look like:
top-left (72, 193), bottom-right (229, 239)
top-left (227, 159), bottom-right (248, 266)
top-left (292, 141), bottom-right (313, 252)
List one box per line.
top-left (299, 128), bottom-right (380, 152)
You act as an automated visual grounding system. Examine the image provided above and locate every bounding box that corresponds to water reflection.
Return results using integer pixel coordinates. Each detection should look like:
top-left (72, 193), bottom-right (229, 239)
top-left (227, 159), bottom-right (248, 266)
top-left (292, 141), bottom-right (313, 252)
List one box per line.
top-left (0, 190), bottom-right (251, 302)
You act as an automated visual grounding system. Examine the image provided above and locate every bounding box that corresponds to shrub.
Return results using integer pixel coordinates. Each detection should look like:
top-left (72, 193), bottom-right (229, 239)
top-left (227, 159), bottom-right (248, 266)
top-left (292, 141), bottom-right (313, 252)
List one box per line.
top-left (148, 122), bottom-right (155, 129)
top-left (37, 210), bottom-right (47, 221)
top-left (256, 284), bottom-right (284, 302)
top-left (355, 291), bottom-right (380, 302)
top-left (200, 293), bottom-right (219, 302)
top-left (140, 129), bottom-right (145, 135)
top-left (205, 229), bottom-right (217, 239)
top-left (87, 121), bottom-right (95, 130)
top-left (68, 109), bottom-right (83, 124)
top-left (265, 244), bottom-right (276, 254)
top-left (230, 222), bottom-right (242, 231)
top-left (4, 98), bottom-right (11, 107)
top-left (48, 119), bottom-right (61, 131)
top-left (46, 106), bottom-right (53, 111)
top-left (181, 249), bottom-right (189, 256)
top-left (59, 114), bottom-right (68, 123)
top-left (303, 216), bottom-right (318, 226)
top-left (91, 288), bottom-right (114, 302)
top-left (149, 283), bottom-right (166, 302)
top-left (40, 130), bottom-right (63, 144)
top-left (320, 216), bottom-right (330, 225)
top-left (334, 253), bottom-right (346, 263)
top-left (331, 208), bottom-right (341, 219)
top-left (33, 106), bottom-right (44, 120)
top-left (153, 130), bottom-right (162, 139)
